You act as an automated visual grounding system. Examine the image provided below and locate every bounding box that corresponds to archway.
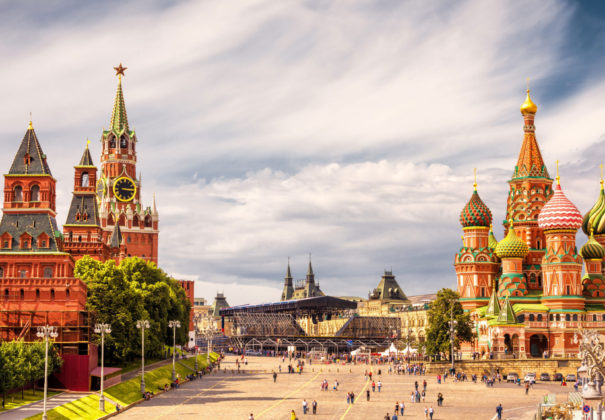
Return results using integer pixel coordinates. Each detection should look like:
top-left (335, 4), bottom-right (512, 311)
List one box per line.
top-left (503, 334), bottom-right (513, 355)
top-left (512, 334), bottom-right (520, 357)
top-left (529, 334), bottom-right (548, 357)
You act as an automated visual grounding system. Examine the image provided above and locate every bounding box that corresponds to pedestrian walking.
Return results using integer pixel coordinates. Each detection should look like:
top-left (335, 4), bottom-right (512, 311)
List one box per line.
top-left (302, 399), bottom-right (308, 414)
top-left (347, 393), bottom-right (351, 404)
top-left (429, 406), bottom-right (434, 419)
top-left (391, 412), bottom-right (398, 420)
top-left (291, 409), bottom-right (297, 420)
top-left (351, 392), bottom-right (355, 403)
top-left (421, 390), bottom-right (425, 402)
top-left (366, 389), bottom-right (370, 401)
top-left (378, 380), bottom-right (382, 392)
top-left (525, 382), bottom-right (529, 395)
top-left (312, 400), bottom-right (317, 415)
top-left (496, 404), bottom-right (503, 420)
top-left (384, 413), bottom-right (390, 420)
top-left (372, 381), bottom-right (376, 392)
top-left (424, 406), bottom-right (428, 418)
top-left (249, 414), bottom-right (254, 420)
top-left (273, 372), bottom-right (277, 382)
top-left (400, 401), bottom-right (405, 415)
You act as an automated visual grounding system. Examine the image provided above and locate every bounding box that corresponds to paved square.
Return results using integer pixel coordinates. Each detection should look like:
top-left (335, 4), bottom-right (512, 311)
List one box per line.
top-left (116, 356), bottom-right (571, 419)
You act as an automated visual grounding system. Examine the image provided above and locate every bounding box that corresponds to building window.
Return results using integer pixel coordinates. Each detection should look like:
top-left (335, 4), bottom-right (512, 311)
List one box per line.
top-left (529, 314), bottom-right (534, 322)
top-left (109, 135), bottom-right (116, 149)
top-left (120, 135), bottom-right (127, 149)
top-left (20, 289), bottom-right (24, 300)
top-left (593, 314), bottom-right (597, 322)
top-left (127, 236), bottom-right (131, 244)
top-left (3, 241), bottom-right (8, 248)
top-left (518, 314), bottom-right (525, 322)
top-left (30, 185), bottom-right (40, 201)
top-left (565, 314), bottom-right (570, 322)
top-left (0, 267), bottom-right (3, 278)
top-left (81, 172), bottom-right (89, 187)
top-left (566, 285), bottom-right (571, 295)
top-left (144, 215), bottom-right (152, 227)
top-left (537, 314), bottom-right (542, 321)
top-left (50, 289), bottom-right (55, 301)
top-left (19, 270), bottom-right (26, 278)
top-left (66, 288), bottom-right (70, 299)
top-left (573, 314), bottom-right (578, 321)
top-left (3, 289), bottom-right (8, 300)
top-left (14, 186), bottom-right (23, 201)
top-left (36, 289), bottom-right (40, 299)
top-left (43, 267), bottom-right (53, 278)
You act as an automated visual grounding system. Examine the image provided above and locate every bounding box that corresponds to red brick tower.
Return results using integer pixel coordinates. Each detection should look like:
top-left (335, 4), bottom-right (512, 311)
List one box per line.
top-left (96, 64), bottom-right (159, 263)
top-left (505, 88), bottom-right (553, 291)
top-left (0, 122), bottom-right (91, 390)
top-left (63, 143), bottom-right (108, 261)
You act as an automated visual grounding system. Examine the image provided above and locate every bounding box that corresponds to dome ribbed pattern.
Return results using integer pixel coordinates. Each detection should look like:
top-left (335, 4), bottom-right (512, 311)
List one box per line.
top-left (582, 188), bottom-right (605, 235)
top-left (538, 184), bottom-right (583, 231)
top-left (460, 191), bottom-right (492, 228)
top-left (581, 234), bottom-right (605, 260)
top-left (495, 228), bottom-right (529, 259)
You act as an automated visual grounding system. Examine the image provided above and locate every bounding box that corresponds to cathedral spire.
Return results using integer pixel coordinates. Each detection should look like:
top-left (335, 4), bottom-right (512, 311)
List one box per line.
top-left (512, 85), bottom-right (549, 180)
top-left (110, 64), bottom-right (129, 134)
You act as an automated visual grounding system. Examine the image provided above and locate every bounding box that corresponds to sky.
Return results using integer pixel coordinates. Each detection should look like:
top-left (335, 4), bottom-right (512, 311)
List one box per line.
top-left (2, 0), bottom-right (605, 306)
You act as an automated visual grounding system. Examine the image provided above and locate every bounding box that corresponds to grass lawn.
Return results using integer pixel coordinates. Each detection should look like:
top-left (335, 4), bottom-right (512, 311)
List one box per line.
top-left (0, 389), bottom-right (60, 412)
top-left (25, 394), bottom-right (115, 420)
top-left (104, 362), bottom-right (193, 406)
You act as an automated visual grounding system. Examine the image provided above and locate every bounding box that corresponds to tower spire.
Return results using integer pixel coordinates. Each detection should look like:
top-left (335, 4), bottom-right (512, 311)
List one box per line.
top-left (556, 160), bottom-right (560, 185)
top-left (513, 84), bottom-right (548, 180)
top-left (473, 168), bottom-right (477, 191)
top-left (110, 64), bottom-right (129, 134)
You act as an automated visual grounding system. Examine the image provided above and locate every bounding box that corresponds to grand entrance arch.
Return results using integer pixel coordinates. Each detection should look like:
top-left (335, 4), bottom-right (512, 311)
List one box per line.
top-left (529, 334), bottom-right (548, 357)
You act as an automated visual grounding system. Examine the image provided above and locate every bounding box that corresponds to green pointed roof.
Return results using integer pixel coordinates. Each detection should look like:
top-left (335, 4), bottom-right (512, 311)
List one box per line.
top-left (77, 144), bottom-right (95, 167)
top-left (485, 286), bottom-right (501, 316)
top-left (496, 296), bottom-right (517, 324)
top-left (110, 77), bottom-right (129, 134)
top-left (9, 124), bottom-right (52, 176)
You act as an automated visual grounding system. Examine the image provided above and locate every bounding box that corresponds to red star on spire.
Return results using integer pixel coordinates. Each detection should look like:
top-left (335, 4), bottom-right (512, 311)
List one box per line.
top-left (114, 63), bottom-right (127, 77)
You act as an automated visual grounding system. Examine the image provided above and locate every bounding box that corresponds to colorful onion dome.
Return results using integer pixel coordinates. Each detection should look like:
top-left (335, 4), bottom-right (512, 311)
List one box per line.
top-left (581, 231), bottom-right (605, 260)
top-left (488, 225), bottom-right (498, 250)
top-left (460, 189), bottom-right (492, 228)
top-left (495, 223), bottom-right (528, 258)
top-left (538, 183), bottom-right (583, 231)
top-left (520, 88), bottom-right (537, 115)
top-left (582, 185), bottom-right (605, 235)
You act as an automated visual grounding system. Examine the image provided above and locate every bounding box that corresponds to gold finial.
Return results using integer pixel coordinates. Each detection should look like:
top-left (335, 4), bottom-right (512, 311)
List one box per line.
top-left (461, 235), bottom-right (464, 245)
top-left (600, 164), bottom-right (603, 190)
top-left (508, 218), bottom-right (514, 228)
top-left (28, 112), bottom-right (33, 130)
top-left (86, 138), bottom-right (90, 149)
top-left (473, 168), bottom-right (477, 191)
top-left (520, 79), bottom-right (538, 115)
top-left (556, 160), bottom-right (560, 185)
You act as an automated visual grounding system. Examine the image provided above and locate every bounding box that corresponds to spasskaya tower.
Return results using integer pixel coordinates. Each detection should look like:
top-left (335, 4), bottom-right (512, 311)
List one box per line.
top-left (96, 64), bottom-right (158, 263)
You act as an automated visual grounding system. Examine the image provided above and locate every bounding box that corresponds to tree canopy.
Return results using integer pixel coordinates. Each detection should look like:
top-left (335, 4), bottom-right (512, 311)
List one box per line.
top-left (75, 256), bottom-right (191, 364)
top-left (425, 288), bottom-right (474, 359)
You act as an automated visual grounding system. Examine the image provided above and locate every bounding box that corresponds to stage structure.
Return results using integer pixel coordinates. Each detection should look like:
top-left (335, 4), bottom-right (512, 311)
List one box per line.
top-left (220, 296), bottom-right (400, 352)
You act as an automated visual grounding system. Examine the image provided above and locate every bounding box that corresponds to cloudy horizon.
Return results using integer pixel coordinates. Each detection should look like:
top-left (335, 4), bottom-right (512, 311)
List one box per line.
top-left (2, 0), bottom-right (605, 305)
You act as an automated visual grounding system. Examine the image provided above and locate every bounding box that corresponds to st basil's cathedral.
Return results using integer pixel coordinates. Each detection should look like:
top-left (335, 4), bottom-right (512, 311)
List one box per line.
top-left (456, 88), bottom-right (605, 359)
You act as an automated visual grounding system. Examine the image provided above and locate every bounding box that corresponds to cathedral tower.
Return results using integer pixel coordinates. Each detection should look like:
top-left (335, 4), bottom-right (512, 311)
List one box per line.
top-left (281, 260), bottom-right (294, 301)
top-left (505, 88), bottom-right (553, 291)
top-left (537, 168), bottom-right (584, 310)
top-left (455, 177), bottom-right (500, 310)
top-left (96, 65), bottom-right (159, 263)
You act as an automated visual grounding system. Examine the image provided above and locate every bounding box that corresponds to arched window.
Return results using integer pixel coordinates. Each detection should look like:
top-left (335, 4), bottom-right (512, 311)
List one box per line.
top-left (50, 289), bottom-right (55, 301)
top-left (0, 267), bottom-right (3, 278)
top-left (565, 314), bottom-right (570, 322)
top-left (14, 186), bottom-right (23, 201)
top-left (36, 289), bottom-right (40, 299)
top-left (120, 135), bottom-right (127, 149)
top-left (549, 314), bottom-right (554, 321)
top-left (118, 214), bottom-right (126, 226)
top-left (518, 314), bottom-right (525, 322)
top-left (537, 314), bottom-right (543, 321)
top-left (144, 215), bottom-right (152, 227)
top-left (529, 314), bottom-right (534, 321)
top-left (43, 267), bottom-right (53, 278)
top-left (30, 185), bottom-right (40, 201)
top-left (66, 288), bottom-right (70, 299)
top-left (573, 314), bottom-right (578, 321)
top-left (133, 215), bottom-right (140, 227)
top-left (81, 172), bottom-right (89, 187)
top-left (20, 289), bottom-right (24, 300)
top-left (109, 135), bottom-right (116, 149)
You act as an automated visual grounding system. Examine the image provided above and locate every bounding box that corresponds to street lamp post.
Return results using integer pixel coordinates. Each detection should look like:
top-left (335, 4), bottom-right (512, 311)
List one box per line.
top-left (449, 305), bottom-right (458, 372)
top-left (200, 313), bottom-right (218, 355)
top-left (36, 326), bottom-right (58, 420)
top-left (94, 323), bottom-right (111, 412)
top-left (168, 320), bottom-right (181, 381)
top-left (136, 320), bottom-right (150, 394)
top-left (193, 313), bottom-right (202, 371)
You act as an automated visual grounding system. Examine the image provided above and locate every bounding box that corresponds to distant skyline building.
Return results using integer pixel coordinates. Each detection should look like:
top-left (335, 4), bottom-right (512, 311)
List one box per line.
top-left (280, 258), bottom-right (325, 300)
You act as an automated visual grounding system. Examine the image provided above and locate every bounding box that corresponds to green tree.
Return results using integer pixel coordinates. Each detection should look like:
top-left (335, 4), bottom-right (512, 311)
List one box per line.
top-left (75, 256), bottom-right (191, 364)
top-left (425, 288), bottom-right (474, 360)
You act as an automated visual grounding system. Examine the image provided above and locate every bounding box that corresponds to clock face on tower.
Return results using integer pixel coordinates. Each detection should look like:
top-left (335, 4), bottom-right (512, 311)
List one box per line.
top-left (113, 177), bottom-right (137, 202)
top-left (96, 178), bottom-right (106, 201)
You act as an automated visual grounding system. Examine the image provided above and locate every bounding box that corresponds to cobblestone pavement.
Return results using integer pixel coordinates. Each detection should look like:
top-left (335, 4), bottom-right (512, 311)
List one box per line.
top-left (116, 356), bottom-right (571, 420)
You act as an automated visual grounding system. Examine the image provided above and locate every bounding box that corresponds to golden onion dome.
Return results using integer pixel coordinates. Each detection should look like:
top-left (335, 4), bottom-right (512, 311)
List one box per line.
top-left (488, 225), bottom-right (498, 250)
top-left (520, 89), bottom-right (537, 115)
top-left (495, 222), bottom-right (528, 259)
